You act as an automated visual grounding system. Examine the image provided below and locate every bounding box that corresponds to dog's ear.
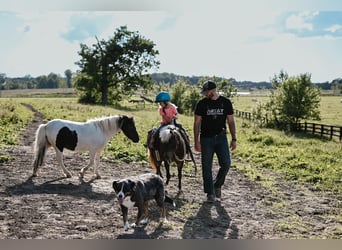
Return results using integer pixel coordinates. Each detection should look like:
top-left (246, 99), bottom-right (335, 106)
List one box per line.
top-left (112, 180), bottom-right (119, 191)
top-left (128, 180), bottom-right (136, 191)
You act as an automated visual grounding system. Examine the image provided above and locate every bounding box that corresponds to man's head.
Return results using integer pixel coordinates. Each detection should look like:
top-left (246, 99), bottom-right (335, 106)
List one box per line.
top-left (201, 80), bottom-right (217, 99)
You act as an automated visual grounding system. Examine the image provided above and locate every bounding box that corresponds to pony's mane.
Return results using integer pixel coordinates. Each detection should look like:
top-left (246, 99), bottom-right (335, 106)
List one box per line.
top-left (86, 115), bottom-right (121, 133)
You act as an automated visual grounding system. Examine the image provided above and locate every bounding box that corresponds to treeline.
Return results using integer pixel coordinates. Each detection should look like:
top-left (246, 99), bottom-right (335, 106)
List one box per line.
top-left (1, 72), bottom-right (341, 91)
top-left (0, 70), bottom-right (72, 90)
top-left (151, 73), bottom-right (342, 91)
top-left (151, 72), bottom-right (272, 89)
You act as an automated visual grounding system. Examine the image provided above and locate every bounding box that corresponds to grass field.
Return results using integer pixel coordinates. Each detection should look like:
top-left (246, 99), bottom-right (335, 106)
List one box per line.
top-left (0, 94), bottom-right (341, 197)
top-left (233, 95), bottom-right (342, 126)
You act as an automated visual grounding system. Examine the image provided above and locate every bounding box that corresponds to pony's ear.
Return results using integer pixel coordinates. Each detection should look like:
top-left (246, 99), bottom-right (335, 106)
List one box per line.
top-left (118, 115), bottom-right (126, 128)
top-left (121, 115), bottom-right (134, 122)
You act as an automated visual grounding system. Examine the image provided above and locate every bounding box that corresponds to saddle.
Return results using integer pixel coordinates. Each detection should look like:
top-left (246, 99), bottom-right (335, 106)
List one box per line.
top-left (147, 124), bottom-right (197, 175)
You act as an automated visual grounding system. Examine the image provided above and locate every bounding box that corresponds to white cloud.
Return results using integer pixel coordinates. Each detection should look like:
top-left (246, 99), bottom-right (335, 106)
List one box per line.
top-left (285, 12), bottom-right (319, 31)
top-left (325, 24), bottom-right (342, 33)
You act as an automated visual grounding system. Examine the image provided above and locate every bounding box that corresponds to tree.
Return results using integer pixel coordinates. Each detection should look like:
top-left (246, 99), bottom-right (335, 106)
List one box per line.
top-left (0, 73), bottom-right (5, 83)
top-left (182, 84), bottom-right (202, 115)
top-left (217, 78), bottom-right (237, 98)
top-left (46, 73), bottom-right (60, 88)
top-left (331, 78), bottom-right (342, 95)
top-left (266, 71), bottom-right (321, 129)
top-left (171, 80), bottom-right (187, 114)
top-left (74, 26), bottom-right (160, 105)
top-left (64, 69), bottom-right (72, 88)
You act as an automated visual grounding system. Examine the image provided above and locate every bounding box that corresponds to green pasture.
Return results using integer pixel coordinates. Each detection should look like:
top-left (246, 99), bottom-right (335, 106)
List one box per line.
top-left (0, 96), bottom-right (341, 197)
top-left (233, 94), bottom-right (342, 196)
top-left (234, 95), bottom-right (342, 126)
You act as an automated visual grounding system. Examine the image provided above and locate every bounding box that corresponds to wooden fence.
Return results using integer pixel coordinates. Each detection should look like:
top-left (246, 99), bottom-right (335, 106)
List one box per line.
top-left (235, 110), bottom-right (269, 126)
top-left (235, 109), bottom-right (342, 141)
top-left (294, 122), bottom-right (342, 141)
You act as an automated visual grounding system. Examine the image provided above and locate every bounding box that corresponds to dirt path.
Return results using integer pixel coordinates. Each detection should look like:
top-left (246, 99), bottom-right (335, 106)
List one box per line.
top-left (0, 104), bottom-right (340, 239)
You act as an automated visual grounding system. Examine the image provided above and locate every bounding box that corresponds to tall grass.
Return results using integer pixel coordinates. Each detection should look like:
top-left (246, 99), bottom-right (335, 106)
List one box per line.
top-left (234, 126), bottom-right (342, 194)
top-left (233, 95), bottom-right (341, 195)
top-left (0, 99), bottom-right (33, 146)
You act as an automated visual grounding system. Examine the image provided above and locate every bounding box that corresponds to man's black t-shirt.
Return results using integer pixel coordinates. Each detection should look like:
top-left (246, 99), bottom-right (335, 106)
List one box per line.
top-left (194, 95), bottom-right (234, 137)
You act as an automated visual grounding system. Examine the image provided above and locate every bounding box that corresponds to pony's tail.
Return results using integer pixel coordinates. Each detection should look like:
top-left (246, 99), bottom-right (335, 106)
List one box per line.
top-left (148, 148), bottom-right (157, 171)
top-left (32, 124), bottom-right (48, 177)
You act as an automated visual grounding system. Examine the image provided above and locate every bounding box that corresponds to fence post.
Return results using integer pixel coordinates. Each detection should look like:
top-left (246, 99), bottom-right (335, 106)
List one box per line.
top-left (321, 124), bottom-right (324, 137)
top-left (304, 121), bottom-right (308, 133)
top-left (340, 127), bottom-right (342, 141)
top-left (312, 123), bottom-right (315, 135)
top-left (330, 126), bottom-right (333, 140)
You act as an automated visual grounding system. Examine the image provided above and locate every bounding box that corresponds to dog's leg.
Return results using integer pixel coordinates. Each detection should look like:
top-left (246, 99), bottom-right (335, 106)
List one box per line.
top-left (156, 192), bottom-right (169, 224)
top-left (139, 201), bottom-right (149, 225)
top-left (120, 205), bottom-right (130, 231)
top-left (133, 205), bottom-right (144, 227)
top-left (160, 205), bottom-right (166, 219)
top-left (124, 221), bottom-right (130, 231)
top-left (160, 205), bottom-right (168, 224)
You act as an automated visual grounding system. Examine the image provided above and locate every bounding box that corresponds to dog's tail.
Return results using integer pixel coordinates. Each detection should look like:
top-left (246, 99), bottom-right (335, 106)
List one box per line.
top-left (164, 194), bottom-right (176, 207)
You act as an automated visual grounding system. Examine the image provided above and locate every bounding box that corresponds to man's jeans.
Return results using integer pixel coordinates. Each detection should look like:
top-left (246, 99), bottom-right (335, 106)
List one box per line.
top-left (200, 134), bottom-right (231, 195)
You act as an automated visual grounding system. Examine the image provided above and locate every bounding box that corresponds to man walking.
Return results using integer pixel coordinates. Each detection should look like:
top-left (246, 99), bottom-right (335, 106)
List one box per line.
top-left (193, 80), bottom-right (237, 203)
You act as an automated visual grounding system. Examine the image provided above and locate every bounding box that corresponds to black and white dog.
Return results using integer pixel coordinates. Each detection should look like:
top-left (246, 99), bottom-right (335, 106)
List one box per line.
top-left (112, 173), bottom-right (175, 231)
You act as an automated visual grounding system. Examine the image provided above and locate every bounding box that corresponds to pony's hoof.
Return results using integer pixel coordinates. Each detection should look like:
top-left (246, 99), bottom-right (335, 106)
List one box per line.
top-left (78, 173), bottom-right (84, 179)
top-left (64, 173), bottom-right (72, 178)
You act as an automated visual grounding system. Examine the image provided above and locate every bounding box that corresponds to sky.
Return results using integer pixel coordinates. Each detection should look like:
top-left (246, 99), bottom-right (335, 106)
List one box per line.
top-left (0, 0), bottom-right (342, 83)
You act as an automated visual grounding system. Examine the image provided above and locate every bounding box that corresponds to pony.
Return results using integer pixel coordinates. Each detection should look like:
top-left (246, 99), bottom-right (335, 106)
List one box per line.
top-left (32, 115), bottom-right (139, 179)
top-left (147, 124), bottom-right (197, 191)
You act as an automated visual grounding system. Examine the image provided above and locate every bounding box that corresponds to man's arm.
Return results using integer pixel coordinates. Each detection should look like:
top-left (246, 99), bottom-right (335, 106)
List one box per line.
top-left (227, 114), bottom-right (237, 150)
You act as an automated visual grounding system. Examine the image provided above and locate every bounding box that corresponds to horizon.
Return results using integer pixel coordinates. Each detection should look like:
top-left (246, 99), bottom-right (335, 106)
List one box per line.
top-left (3, 71), bottom-right (339, 84)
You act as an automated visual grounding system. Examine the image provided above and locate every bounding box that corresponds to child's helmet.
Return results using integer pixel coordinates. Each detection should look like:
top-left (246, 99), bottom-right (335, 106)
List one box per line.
top-left (155, 91), bottom-right (171, 102)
